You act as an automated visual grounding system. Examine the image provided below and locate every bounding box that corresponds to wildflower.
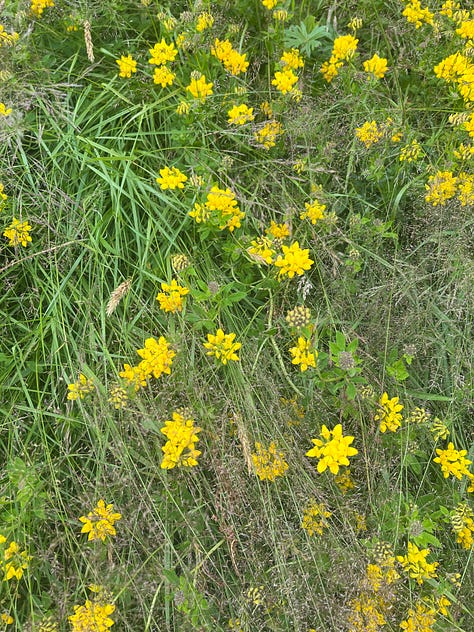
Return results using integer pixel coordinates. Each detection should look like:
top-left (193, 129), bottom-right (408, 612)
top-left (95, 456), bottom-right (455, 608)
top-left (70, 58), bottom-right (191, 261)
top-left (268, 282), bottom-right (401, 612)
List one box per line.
top-left (363, 53), bottom-right (388, 78)
top-left (0, 183), bottom-right (7, 209)
top-left (266, 221), bottom-right (289, 239)
top-left (355, 120), bottom-right (384, 148)
top-left (67, 374), bottom-right (94, 400)
top-left (450, 503), bottom-right (474, 548)
top-left (320, 59), bottom-right (343, 82)
top-left (118, 363), bottom-right (147, 391)
top-left (430, 417), bottom-right (450, 441)
top-left (227, 103), bottom-right (254, 125)
top-left (457, 172), bottom-right (474, 206)
top-left (301, 499), bottom-right (332, 536)
top-left (374, 392), bottom-right (403, 433)
top-left (176, 101), bottom-right (190, 115)
top-left (3, 218), bottom-right (32, 247)
top-left (399, 139), bottom-right (423, 162)
top-left (289, 336), bottom-right (317, 371)
top-left (347, 592), bottom-right (387, 630)
top-left (203, 329), bottom-right (241, 364)
top-left (248, 237), bottom-right (275, 264)
top-left (252, 441), bottom-right (288, 481)
top-left (405, 407), bottom-right (430, 424)
top-left (433, 442), bottom-right (472, 479)
top-left (456, 19), bottom-right (474, 39)
top-left (1, 540), bottom-right (32, 581)
top-left (280, 49), bottom-right (304, 70)
top-left (0, 25), bottom-right (19, 46)
top-left (31, 0), bottom-right (55, 18)
top-left (136, 336), bottom-right (175, 378)
top-left (156, 166), bottom-right (188, 190)
top-left (190, 185), bottom-right (244, 231)
top-left (286, 305), bottom-right (311, 329)
top-left (396, 542), bottom-right (438, 584)
top-left (0, 103), bottom-right (12, 116)
top-left (161, 411), bottom-right (202, 469)
top-left (254, 120), bottom-right (284, 149)
top-left (262, 0), bottom-right (278, 8)
top-left (425, 170), bottom-right (458, 205)
top-left (69, 600), bottom-right (115, 631)
top-left (260, 101), bottom-right (273, 118)
top-left (332, 34), bottom-right (359, 61)
top-left (348, 17), bottom-right (363, 31)
top-left (454, 143), bottom-right (474, 161)
top-left (211, 39), bottom-right (249, 75)
top-left (300, 199), bottom-right (326, 224)
top-left (306, 424), bottom-right (358, 475)
top-left (400, 602), bottom-right (436, 631)
top-left (186, 73), bottom-right (213, 100)
top-left (402, 0), bottom-right (434, 28)
top-left (0, 613), bottom-right (13, 625)
top-left (79, 499), bottom-right (121, 542)
top-left (196, 12), bottom-right (214, 32)
top-left (272, 68), bottom-right (298, 94)
top-left (115, 54), bottom-right (137, 78)
top-left (108, 386), bottom-right (128, 409)
top-left (334, 468), bottom-right (355, 494)
top-left (273, 9), bottom-right (288, 21)
top-left (148, 39), bottom-right (178, 65)
top-left (274, 241), bottom-right (313, 278)
top-left (156, 279), bottom-right (189, 313)
top-left (153, 65), bottom-right (175, 87)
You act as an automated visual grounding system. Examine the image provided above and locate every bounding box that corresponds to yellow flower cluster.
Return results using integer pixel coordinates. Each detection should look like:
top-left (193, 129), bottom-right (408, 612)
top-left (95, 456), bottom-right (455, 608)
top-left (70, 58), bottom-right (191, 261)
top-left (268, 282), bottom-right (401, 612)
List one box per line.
top-left (254, 120), bottom-right (284, 149)
top-left (451, 503), bottom-right (474, 548)
top-left (160, 411), bottom-right (202, 469)
top-left (67, 374), bottom-right (95, 400)
top-left (227, 103), bottom-right (254, 125)
top-left (289, 336), bottom-right (317, 371)
top-left (272, 68), bottom-right (299, 95)
top-left (261, 0), bottom-right (278, 8)
top-left (396, 542), bottom-right (438, 585)
top-left (281, 48), bottom-right (304, 70)
top-left (306, 424), bottom-right (358, 475)
top-left (211, 38), bottom-right (249, 75)
top-left (116, 54), bottom-right (137, 78)
top-left (31, 0), bottom-right (55, 18)
top-left (3, 218), bottom-right (32, 247)
top-left (400, 601), bottom-right (436, 631)
top-left (374, 392), bottom-right (403, 433)
top-left (196, 12), bottom-right (214, 32)
top-left (0, 536), bottom-right (31, 581)
top-left (355, 120), bottom-right (384, 148)
top-left (119, 336), bottom-right (175, 391)
top-left (0, 103), bottom-right (12, 116)
top-left (0, 183), bottom-right (7, 209)
top-left (402, 0), bottom-right (434, 28)
top-left (247, 236), bottom-right (275, 264)
top-left (69, 599), bottom-right (115, 631)
top-left (301, 499), bottom-right (332, 536)
top-left (252, 441), bottom-right (288, 481)
top-left (399, 139), bottom-right (423, 162)
top-left (108, 385), bottom-right (128, 409)
top-left (320, 34), bottom-right (358, 82)
top-left (274, 241), bottom-right (313, 278)
top-left (434, 441), bottom-right (473, 479)
top-left (363, 53), bottom-right (388, 79)
top-left (190, 185), bottom-right (244, 232)
top-left (79, 500), bottom-right (121, 542)
top-left (300, 197), bottom-right (326, 224)
top-left (203, 328), bottom-right (241, 364)
top-left (347, 591), bottom-right (387, 631)
top-left (156, 166), bottom-right (188, 190)
top-left (425, 169), bottom-right (474, 205)
top-left (0, 25), bottom-right (19, 47)
top-left (434, 52), bottom-right (474, 104)
top-left (148, 38), bottom-right (178, 66)
top-left (156, 279), bottom-right (189, 313)
top-left (186, 73), bottom-right (213, 100)
top-left (266, 220), bottom-right (290, 239)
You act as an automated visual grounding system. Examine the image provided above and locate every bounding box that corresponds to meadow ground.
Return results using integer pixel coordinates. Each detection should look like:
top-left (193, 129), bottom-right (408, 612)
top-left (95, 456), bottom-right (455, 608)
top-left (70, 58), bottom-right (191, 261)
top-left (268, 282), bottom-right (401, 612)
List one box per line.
top-left (0, 0), bottom-right (474, 630)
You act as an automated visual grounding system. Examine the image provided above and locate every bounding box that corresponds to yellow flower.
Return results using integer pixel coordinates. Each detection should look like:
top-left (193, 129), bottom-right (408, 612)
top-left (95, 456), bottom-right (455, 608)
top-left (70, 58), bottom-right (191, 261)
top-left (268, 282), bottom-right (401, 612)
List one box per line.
top-left (289, 336), bottom-right (317, 371)
top-left (248, 236), bottom-right (275, 264)
top-left (161, 411), bottom-right (202, 469)
top-left (203, 328), bottom-right (241, 364)
top-left (262, 0), bottom-right (278, 9)
top-left (363, 53), bottom-right (388, 79)
top-left (396, 543), bottom-right (438, 584)
top-left (252, 441), bottom-right (288, 481)
top-left (153, 65), bottom-right (175, 87)
top-left (355, 120), bottom-right (384, 148)
top-left (156, 166), bottom-right (188, 189)
top-left (186, 73), bottom-right (213, 100)
top-left (332, 34), bottom-right (358, 61)
top-left (301, 499), bottom-right (332, 536)
top-left (31, 0), bottom-right (54, 18)
top-left (0, 613), bottom-right (13, 625)
top-left (67, 373), bottom-right (94, 401)
top-left (115, 54), bottom-right (137, 78)
top-left (148, 39), bottom-right (178, 65)
top-left (274, 241), bottom-right (313, 278)
top-left (211, 39), bottom-right (249, 75)
top-left (254, 120), bottom-right (284, 149)
top-left (227, 103), bottom-right (254, 125)
top-left (196, 12), bottom-right (214, 32)
top-left (434, 442), bottom-right (472, 479)
top-left (266, 220), bottom-right (289, 239)
top-left (3, 218), bottom-right (32, 247)
top-left (1, 540), bottom-right (32, 581)
top-left (69, 600), bottom-right (115, 631)
top-left (425, 170), bottom-right (457, 205)
top-left (271, 68), bottom-right (298, 94)
top-left (400, 602), bottom-right (436, 631)
top-left (280, 49), bottom-right (304, 70)
top-left (79, 499), bottom-right (121, 542)
top-left (156, 279), bottom-right (189, 313)
top-left (402, 0), bottom-right (434, 28)
top-left (320, 59), bottom-right (343, 82)
top-left (306, 424), bottom-right (358, 475)
top-left (0, 102), bottom-right (12, 116)
top-left (374, 392), bottom-right (403, 433)
top-left (399, 139), bottom-right (423, 162)
top-left (300, 199), bottom-right (326, 224)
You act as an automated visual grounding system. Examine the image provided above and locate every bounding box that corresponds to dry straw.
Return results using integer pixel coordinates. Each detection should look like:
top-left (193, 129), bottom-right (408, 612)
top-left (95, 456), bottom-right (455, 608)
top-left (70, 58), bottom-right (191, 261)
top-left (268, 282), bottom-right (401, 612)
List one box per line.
top-left (106, 279), bottom-right (132, 316)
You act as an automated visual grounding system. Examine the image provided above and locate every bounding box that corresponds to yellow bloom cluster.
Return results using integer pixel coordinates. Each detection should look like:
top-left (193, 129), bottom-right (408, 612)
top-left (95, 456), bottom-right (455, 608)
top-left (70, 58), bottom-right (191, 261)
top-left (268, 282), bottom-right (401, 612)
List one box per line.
top-left (434, 52), bottom-right (474, 104)
top-left (451, 503), bottom-right (474, 548)
top-left (261, 0), bottom-right (278, 8)
top-left (266, 220), bottom-right (290, 239)
top-left (153, 65), bottom-right (175, 87)
top-left (211, 38), bottom-right (249, 75)
top-left (434, 441), bottom-right (472, 479)
top-left (160, 411), bottom-right (202, 469)
top-left (108, 385), bottom-right (128, 409)
top-left (119, 336), bottom-right (175, 391)
top-left (0, 103), bottom-right (12, 116)
top-left (274, 241), bottom-right (313, 278)
top-left (3, 218), bottom-right (32, 247)
top-left (355, 120), bottom-right (384, 148)
top-left (347, 591), bottom-right (387, 631)
top-left (0, 536), bottom-right (31, 581)
top-left (69, 599), bottom-right (115, 631)
top-left (186, 73), bottom-right (213, 100)
top-left (306, 424), bottom-right (358, 475)
top-left (280, 48), bottom-right (304, 70)
top-left (247, 236), bottom-right (275, 264)
top-left (0, 183), bottom-right (7, 209)
top-left (203, 328), bottom-right (241, 364)
top-left (363, 53), bottom-right (388, 79)
top-left (289, 336), bottom-right (317, 371)
top-left (31, 0), bottom-right (55, 18)
top-left (227, 103), bottom-right (254, 125)
top-left (254, 120), bottom-right (284, 149)
top-left (400, 601), bottom-right (436, 631)
top-left (402, 0), bottom-right (434, 28)
top-left (271, 68), bottom-right (299, 94)
top-left (156, 166), bottom-right (188, 190)
top-left (67, 374), bottom-right (95, 400)
top-left (190, 185), bottom-right (244, 232)
top-left (252, 441), bottom-right (289, 481)
top-left (79, 499), bottom-right (121, 542)
top-left (196, 12), bottom-right (214, 32)
top-left (320, 34), bottom-right (358, 82)
top-left (148, 39), bottom-right (178, 66)
top-left (396, 542), bottom-right (438, 585)
top-left (301, 499), bottom-right (332, 536)
top-left (116, 54), bottom-right (137, 78)
top-left (374, 392), bottom-right (403, 433)
top-left (300, 197), bottom-right (326, 224)
top-left (399, 139), bottom-right (423, 162)
top-left (0, 25), bottom-right (19, 47)
top-left (156, 279), bottom-right (189, 313)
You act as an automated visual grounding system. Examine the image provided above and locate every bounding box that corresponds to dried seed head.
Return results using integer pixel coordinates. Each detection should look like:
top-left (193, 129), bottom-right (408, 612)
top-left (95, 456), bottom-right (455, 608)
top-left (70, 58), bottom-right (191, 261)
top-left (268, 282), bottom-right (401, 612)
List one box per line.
top-left (106, 279), bottom-right (132, 316)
